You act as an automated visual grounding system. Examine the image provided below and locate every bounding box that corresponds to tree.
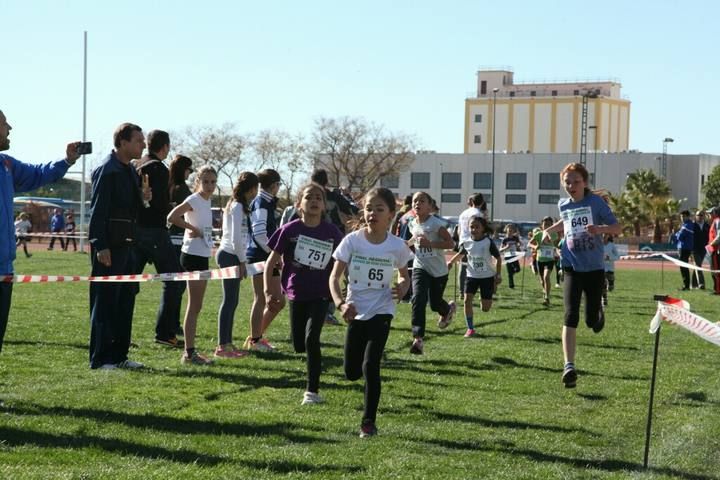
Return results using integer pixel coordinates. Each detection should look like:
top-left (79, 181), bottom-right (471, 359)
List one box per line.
top-left (310, 116), bottom-right (416, 192)
top-left (701, 164), bottom-right (720, 209)
top-left (249, 130), bottom-right (310, 204)
top-left (172, 123), bottom-right (248, 199)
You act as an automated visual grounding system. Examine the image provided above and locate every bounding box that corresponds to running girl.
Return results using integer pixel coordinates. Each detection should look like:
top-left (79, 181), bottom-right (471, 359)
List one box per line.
top-left (329, 187), bottom-right (412, 438)
top-left (265, 183), bottom-right (343, 405)
top-left (602, 234), bottom-right (619, 306)
top-left (167, 165), bottom-right (218, 366)
top-left (406, 191), bottom-right (456, 354)
top-left (448, 216), bottom-right (502, 338)
top-left (499, 223), bottom-right (521, 289)
top-left (14, 213), bottom-right (32, 258)
top-left (542, 163), bottom-right (621, 388)
top-left (214, 172), bottom-right (259, 359)
top-left (530, 216), bottom-right (559, 306)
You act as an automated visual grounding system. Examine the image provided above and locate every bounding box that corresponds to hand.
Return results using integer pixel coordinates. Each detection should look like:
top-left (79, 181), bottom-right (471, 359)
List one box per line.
top-left (188, 225), bottom-right (202, 238)
top-left (97, 249), bottom-right (111, 267)
top-left (265, 293), bottom-right (283, 314)
top-left (392, 281), bottom-right (409, 302)
top-left (541, 230), bottom-right (553, 243)
top-left (238, 262), bottom-right (247, 280)
top-left (587, 225), bottom-right (601, 235)
top-left (416, 235), bottom-right (431, 248)
top-left (495, 275), bottom-right (502, 285)
top-left (340, 302), bottom-right (358, 322)
top-left (66, 142), bottom-right (81, 164)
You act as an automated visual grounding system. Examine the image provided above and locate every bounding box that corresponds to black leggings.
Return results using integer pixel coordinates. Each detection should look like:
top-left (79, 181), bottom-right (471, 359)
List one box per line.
top-left (563, 268), bottom-right (604, 329)
top-left (344, 314), bottom-right (392, 423)
top-left (411, 269), bottom-right (450, 338)
top-left (289, 299), bottom-right (328, 393)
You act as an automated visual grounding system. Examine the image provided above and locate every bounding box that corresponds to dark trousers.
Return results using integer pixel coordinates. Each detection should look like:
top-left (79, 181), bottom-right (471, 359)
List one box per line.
top-left (49, 234), bottom-right (65, 250)
top-left (89, 246), bottom-right (138, 368)
top-left (712, 252), bottom-right (720, 294)
top-left (678, 249), bottom-right (692, 288)
top-left (289, 299), bottom-right (328, 393)
top-left (691, 251), bottom-right (706, 288)
top-left (216, 249), bottom-right (242, 345)
top-left (64, 237), bottom-right (77, 251)
top-left (344, 314), bottom-right (392, 423)
top-left (411, 268), bottom-right (450, 338)
top-left (134, 227), bottom-right (184, 341)
top-left (563, 268), bottom-right (604, 329)
top-left (0, 283), bottom-right (13, 353)
top-left (506, 260), bottom-right (521, 288)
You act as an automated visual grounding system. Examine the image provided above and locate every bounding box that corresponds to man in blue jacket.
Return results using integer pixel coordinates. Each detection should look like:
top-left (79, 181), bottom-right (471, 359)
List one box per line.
top-left (0, 109), bottom-right (80, 353)
top-left (672, 210), bottom-right (695, 291)
top-left (48, 208), bottom-right (66, 250)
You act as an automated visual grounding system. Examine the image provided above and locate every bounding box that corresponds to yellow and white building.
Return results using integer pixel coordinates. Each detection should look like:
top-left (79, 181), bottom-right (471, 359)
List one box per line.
top-left (464, 69), bottom-right (631, 154)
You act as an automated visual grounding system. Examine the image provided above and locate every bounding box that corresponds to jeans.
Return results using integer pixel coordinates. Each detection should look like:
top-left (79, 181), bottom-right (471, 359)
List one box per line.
top-left (691, 251), bottom-right (705, 288)
top-left (134, 227), bottom-right (184, 340)
top-left (563, 268), bottom-right (604, 329)
top-left (89, 246), bottom-right (138, 368)
top-left (411, 268), bottom-right (450, 338)
top-left (216, 249), bottom-right (242, 345)
top-left (0, 283), bottom-right (13, 353)
top-left (289, 299), bottom-right (328, 393)
top-left (344, 314), bottom-right (392, 423)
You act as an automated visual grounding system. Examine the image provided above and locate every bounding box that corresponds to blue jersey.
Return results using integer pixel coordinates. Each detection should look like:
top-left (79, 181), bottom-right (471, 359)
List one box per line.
top-left (558, 192), bottom-right (617, 272)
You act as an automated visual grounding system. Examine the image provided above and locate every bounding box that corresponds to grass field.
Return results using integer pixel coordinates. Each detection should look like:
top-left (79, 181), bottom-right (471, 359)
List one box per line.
top-left (1, 251), bottom-right (719, 479)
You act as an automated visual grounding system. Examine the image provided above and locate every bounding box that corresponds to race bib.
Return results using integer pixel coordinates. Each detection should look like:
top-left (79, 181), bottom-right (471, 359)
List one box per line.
top-left (468, 255), bottom-right (488, 272)
top-left (539, 246), bottom-right (555, 259)
top-left (349, 254), bottom-right (395, 289)
top-left (414, 241), bottom-right (436, 260)
top-left (294, 235), bottom-right (333, 269)
top-left (562, 206), bottom-right (593, 239)
top-left (203, 227), bottom-right (213, 247)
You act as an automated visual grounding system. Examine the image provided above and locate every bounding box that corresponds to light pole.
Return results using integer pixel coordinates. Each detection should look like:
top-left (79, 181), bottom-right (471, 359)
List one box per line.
top-left (490, 87), bottom-right (499, 222)
top-left (662, 137), bottom-right (674, 179)
top-left (588, 125), bottom-right (597, 186)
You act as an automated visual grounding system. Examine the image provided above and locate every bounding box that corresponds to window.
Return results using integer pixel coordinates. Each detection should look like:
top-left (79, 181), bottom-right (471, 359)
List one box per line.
top-left (473, 172), bottom-right (492, 189)
top-left (379, 174), bottom-right (399, 189)
top-left (480, 80), bottom-right (487, 95)
top-left (484, 193), bottom-right (492, 204)
top-left (474, 114), bottom-right (482, 123)
top-left (411, 172), bottom-right (430, 189)
top-left (589, 173), bottom-right (595, 186)
top-left (509, 91), bottom-right (515, 97)
top-left (530, 90), bottom-right (536, 97)
top-left (474, 135), bottom-right (482, 144)
top-left (551, 90), bottom-right (558, 96)
top-left (441, 193), bottom-right (461, 203)
top-left (539, 173), bottom-right (560, 190)
top-left (702, 174), bottom-right (706, 187)
top-left (573, 89), bottom-right (579, 95)
top-left (442, 172), bottom-right (462, 189)
top-left (506, 194), bottom-right (526, 204)
top-left (539, 194), bottom-right (560, 204)
top-left (506, 173), bottom-right (526, 190)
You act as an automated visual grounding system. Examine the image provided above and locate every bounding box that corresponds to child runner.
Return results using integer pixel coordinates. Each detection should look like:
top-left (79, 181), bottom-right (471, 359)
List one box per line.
top-left (542, 163), bottom-right (621, 388)
top-left (64, 213), bottom-right (77, 251)
top-left (214, 171), bottom-right (259, 359)
top-left (602, 235), bottom-right (619, 306)
top-left (265, 183), bottom-right (343, 405)
top-left (530, 216), bottom-right (559, 306)
top-left (167, 165), bottom-right (218, 366)
top-left (329, 187), bottom-right (412, 438)
top-left (406, 192), bottom-right (456, 354)
top-left (448, 216), bottom-right (502, 338)
top-left (14, 213), bottom-right (32, 258)
top-left (499, 223), bottom-right (521, 289)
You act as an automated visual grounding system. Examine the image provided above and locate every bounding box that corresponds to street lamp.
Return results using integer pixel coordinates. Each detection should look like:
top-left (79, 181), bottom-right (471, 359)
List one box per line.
top-left (490, 87), bottom-right (499, 222)
top-left (662, 137), bottom-right (674, 179)
top-left (588, 126), bottom-right (597, 186)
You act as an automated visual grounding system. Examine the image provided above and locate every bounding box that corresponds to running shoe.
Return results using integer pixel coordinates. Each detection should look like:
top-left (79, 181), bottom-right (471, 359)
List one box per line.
top-left (154, 337), bottom-right (184, 348)
top-left (593, 309), bottom-right (605, 334)
top-left (244, 337), bottom-right (276, 352)
top-left (437, 301), bottom-right (457, 329)
top-left (116, 359), bottom-right (144, 370)
top-left (562, 366), bottom-right (577, 388)
top-left (181, 351), bottom-right (214, 366)
top-left (301, 391), bottom-right (325, 405)
top-left (359, 420), bottom-right (377, 438)
top-left (214, 344), bottom-right (248, 359)
top-left (464, 328), bottom-right (476, 338)
top-left (409, 337), bottom-right (424, 355)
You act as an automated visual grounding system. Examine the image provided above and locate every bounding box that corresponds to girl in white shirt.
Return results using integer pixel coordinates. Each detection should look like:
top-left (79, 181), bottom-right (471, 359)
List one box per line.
top-left (330, 187), bottom-right (412, 438)
top-left (214, 171), bottom-right (259, 359)
top-left (167, 165), bottom-right (217, 366)
top-left (14, 212), bottom-right (32, 258)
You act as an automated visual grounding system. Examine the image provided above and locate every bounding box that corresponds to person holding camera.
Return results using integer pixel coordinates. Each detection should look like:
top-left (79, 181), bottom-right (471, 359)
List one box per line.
top-left (0, 109), bottom-right (80, 355)
top-left (88, 123), bottom-right (151, 370)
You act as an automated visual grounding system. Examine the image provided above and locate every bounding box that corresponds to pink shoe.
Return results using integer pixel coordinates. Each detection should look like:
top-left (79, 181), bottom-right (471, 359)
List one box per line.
top-left (214, 344), bottom-right (249, 359)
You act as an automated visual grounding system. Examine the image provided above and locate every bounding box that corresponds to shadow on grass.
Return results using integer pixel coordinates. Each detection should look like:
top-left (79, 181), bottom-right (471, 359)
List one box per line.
top-left (240, 459), bottom-right (363, 475)
top-left (4, 339), bottom-right (87, 351)
top-left (1, 403), bottom-right (330, 444)
top-left (0, 425), bottom-right (225, 465)
top-left (483, 332), bottom-right (640, 353)
top-left (489, 356), bottom-right (648, 382)
top-left (577, 393), bottom-right (609, 401)
top-left (670, 391), bottom-right (720, 408)
top-left (430, 411), bottom-right (598, 435)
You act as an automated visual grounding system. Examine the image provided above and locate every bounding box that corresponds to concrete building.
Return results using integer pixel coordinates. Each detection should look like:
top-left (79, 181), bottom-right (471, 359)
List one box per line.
top-left (379, 152), bottom-right (720, 219)
top-left (464, 69), bottom-right (631, 155)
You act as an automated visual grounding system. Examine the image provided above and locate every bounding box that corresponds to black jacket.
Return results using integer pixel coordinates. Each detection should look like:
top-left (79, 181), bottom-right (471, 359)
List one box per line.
top-left (134, 154), bottom-right (171, 229)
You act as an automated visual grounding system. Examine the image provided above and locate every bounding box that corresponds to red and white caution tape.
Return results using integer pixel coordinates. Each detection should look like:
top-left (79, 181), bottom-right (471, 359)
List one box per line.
top-left (619, 253), bottom-right (664, 260)
top-left (650, 297), bottom-right (720, 347)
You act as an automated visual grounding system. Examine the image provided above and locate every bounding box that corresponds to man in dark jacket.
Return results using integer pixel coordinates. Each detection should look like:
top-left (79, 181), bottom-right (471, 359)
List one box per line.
top-left (88, 123), bottom-right (149, 370)
top-left (132, 130), bottom-right (184, 347)
top-left (691, 209), bottom-right (710, 289)
top-left (671, 210), bottom-right (694, 290)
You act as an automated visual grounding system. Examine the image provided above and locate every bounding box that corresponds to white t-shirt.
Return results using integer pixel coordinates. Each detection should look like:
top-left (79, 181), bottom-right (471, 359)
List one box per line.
top-left (458, 207), bottom-right (485, 243)
top-left (15, 219), bottom-right (31, 235)
top-left (408, 215), bottom-right (449, 277)
top-left (182, 192), bottom-right (213, 257)
top-left (218, 201), bottom-right (248, 262)
top-left (460, 236), bottom-right (499, 279)
top-left (333, 229), bottom-right (413, 321)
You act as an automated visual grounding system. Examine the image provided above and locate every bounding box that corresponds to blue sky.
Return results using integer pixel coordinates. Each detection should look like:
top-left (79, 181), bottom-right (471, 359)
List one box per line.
top-left (2, 0), bottom-right (718, 180)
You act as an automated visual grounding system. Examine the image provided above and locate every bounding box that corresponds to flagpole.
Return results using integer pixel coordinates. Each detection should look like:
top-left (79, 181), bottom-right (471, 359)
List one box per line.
top-left (644, 294), bottom-right (667, 469)
top-left (79, 30), bottom-right (88, 253)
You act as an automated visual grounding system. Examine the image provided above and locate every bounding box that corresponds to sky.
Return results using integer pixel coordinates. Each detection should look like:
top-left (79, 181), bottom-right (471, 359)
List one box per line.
top-left (2, 0), bottom-right (718, 183)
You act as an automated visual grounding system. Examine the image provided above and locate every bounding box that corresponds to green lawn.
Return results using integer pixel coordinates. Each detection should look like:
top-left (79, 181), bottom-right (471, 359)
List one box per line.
top-left (1, 252), bottom-right (718, 479)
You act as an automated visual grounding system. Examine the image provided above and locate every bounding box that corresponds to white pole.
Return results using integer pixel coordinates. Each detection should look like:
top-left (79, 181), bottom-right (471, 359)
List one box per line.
top-left (79, 31), bottom-right (88, 253)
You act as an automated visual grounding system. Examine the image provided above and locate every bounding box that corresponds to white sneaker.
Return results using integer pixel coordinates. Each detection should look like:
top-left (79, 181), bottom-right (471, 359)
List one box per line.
top-left (99, 363), bottom-right (117, 370)
top-left (116, 359), bottom-right (144, 369)
top-left (301, 391), bottom-right (324, 405)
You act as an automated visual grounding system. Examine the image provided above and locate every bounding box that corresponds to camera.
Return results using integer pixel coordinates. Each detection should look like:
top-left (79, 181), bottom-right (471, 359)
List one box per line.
top-left (77, 142), bottom-right (93, 155)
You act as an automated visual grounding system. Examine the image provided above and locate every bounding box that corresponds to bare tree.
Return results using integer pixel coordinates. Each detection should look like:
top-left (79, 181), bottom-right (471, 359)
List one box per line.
top-left (250, 130), bottom-right (311, 203)
top-left (172, 123), bottom-right (248, 198)
top-left (310, 116), bottom-right (416, 192)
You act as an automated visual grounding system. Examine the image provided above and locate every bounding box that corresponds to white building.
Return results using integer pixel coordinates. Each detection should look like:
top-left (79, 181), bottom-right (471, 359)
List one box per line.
top-left (464, 69), bottom-right (631, 155)
top-left (379, 152), bottom-right (720, 219)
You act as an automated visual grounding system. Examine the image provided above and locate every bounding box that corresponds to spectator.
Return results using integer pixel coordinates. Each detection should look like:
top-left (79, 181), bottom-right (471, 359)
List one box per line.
top-left (671, 210), bottom-right (694, 290)
top-left (48, 208), bottom-right (65, 250)
top-left (692, 209), bottom-right (709, 289)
